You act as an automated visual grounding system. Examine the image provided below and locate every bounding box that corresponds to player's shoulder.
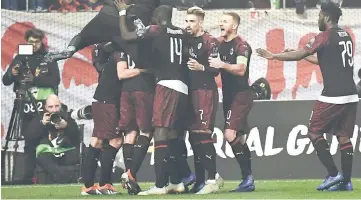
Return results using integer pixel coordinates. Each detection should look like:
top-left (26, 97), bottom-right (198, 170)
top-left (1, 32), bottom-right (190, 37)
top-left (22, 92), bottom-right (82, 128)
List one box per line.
top-left (147, 24), bottom-right (163, 32)
top-left (216, 36), bottom-right (225, 43)
top-left (234, 35), bottom-right (251, 50)
top-left (203, 32), bottom-right (218, 43)
top-left (234, 35), bottom-right (249, 45)
top-left (112, 50), bottom-right (126, 60)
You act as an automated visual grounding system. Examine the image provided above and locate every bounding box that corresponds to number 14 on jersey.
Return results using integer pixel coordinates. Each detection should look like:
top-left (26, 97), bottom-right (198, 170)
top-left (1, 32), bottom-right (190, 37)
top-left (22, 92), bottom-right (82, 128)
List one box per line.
top-left (170, 37), bottom-right (182, 64)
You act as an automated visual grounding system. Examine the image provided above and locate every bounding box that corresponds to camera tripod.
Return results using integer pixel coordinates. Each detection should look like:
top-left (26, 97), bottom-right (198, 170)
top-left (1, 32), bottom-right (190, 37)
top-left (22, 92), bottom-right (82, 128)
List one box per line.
top-left (1, 75), bottom-right (39, 185)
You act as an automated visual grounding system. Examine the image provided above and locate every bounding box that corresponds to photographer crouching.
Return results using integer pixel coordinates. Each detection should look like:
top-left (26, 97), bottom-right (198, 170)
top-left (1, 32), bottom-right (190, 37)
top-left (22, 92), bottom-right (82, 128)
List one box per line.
top-left (24, 95), bottom-right (80, 184)
top-left (2, 28), bottom-right (60, 184)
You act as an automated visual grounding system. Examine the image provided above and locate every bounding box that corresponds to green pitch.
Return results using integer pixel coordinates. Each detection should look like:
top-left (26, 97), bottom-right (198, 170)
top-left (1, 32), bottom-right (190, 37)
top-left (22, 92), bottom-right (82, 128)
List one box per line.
top-left (2, 179), bottom-right (361, 199)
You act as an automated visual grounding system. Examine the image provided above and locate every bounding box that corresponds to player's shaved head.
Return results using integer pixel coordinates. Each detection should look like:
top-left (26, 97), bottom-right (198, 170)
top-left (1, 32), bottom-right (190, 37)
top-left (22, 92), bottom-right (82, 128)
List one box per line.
top-left (152, 5), bottom-right (173, 25)
top-left (187, 6), bottom-right (205, 20)
top-left (223, 12), bottom-right (240, 27)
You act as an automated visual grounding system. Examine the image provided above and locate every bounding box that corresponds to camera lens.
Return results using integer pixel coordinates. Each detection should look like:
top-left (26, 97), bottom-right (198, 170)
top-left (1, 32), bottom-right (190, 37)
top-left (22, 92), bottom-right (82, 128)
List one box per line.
top-left (50, 113), bottom-right (61, 124)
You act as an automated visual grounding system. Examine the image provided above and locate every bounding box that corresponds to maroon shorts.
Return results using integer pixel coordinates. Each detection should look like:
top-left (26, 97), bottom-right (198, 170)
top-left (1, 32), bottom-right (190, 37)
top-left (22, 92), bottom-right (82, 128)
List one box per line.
top-left (92, 101), bottom-right (120, 139)
top-left (309, 101), bottom-right (357, 137)
top-left (223, 90), bottom-right (253, 133)
top-left (118, 91), bottom-right (154, 133)
top-left (188, 90), bottom-right (218, 131)
top-left (152, 85), bottom-right (187, 128)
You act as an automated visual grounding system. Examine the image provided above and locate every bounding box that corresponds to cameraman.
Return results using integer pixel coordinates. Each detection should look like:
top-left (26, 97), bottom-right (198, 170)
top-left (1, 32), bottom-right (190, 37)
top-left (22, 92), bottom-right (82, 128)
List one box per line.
top-left (24, 95), bottom-right (80, 184)
top-left (2, 28), bottom-right (60, 94)
top-left (2, 28), bottom-right (60, 184)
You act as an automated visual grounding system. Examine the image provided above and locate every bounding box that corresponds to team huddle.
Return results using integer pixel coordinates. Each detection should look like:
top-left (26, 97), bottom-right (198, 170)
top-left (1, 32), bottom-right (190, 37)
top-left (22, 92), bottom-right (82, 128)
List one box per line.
top-left (44, 0), bottom-right (358, 196)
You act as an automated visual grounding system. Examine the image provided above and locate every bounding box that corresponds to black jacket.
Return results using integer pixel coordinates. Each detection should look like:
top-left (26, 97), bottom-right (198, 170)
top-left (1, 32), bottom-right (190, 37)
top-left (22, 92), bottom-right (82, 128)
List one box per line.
top-left (2, 47), bottom-right (60, 92)
top-left (23, 114), bottom-right (80, 148)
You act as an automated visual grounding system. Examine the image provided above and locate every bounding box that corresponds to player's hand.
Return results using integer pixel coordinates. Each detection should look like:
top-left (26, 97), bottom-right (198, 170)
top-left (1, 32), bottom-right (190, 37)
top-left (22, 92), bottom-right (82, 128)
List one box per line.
top-left (187, 58), bottom-right (204, 71)
top-left (11, 64), bottom-right (19, 76)
top-left (256, 48), bottom-right (274, 60)
top-left (208, 57), bottom-right (225, 69)
top-left (114, 0), bottom-right (129, 11)
top-left (283, 48), bottom-right (296, 53)
top-left (139, 69), bottom-right (149, 73)
top-left (55, 119), bottom-right (68, 130)
top-left (42, 113), bottom-right (51, 125)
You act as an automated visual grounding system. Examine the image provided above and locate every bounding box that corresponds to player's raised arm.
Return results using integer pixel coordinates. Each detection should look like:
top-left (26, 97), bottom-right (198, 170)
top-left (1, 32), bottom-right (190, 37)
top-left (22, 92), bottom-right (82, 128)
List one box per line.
top-left (114, 0), bottom-right (143, 41)
top-left (257, 31), bottom-right (327, 62)
top-left (283, 48), bottom-right (319, 65)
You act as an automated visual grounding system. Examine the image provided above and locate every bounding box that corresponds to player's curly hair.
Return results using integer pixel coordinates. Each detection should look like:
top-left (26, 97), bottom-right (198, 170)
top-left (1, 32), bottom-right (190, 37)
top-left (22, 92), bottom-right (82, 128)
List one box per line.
top-left (321, 1), bottom-right (343, 23)
top-left (187, 6), bottom-right (205, 20)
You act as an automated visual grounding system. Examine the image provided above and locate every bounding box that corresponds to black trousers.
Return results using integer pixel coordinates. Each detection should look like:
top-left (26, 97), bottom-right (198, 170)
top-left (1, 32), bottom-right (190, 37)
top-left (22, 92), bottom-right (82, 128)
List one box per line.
top-left (23, 139), bottom-right (39, 183)
top-left (36, 149), bottom-right (80, 183)
top-left (76, 12), bottom-right (120, 51)
top-left (75, 5), bottom-right (154, 51)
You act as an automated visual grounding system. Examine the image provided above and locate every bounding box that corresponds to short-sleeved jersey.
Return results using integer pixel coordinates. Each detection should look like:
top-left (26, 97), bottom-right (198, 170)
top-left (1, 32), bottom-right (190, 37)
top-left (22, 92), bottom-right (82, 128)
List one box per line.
top-left (219, 36), bottom-right (252, 95)
top-left (187, 32), bottom-right (219, 91)
top-left (93, 51), bottom-right (122, 103)
top-left (143, 25), bottom-right (188, 83)
top-left (119, 50), bottom-right (155, 92)
top-left (304, 27), bottom-right (358, 104)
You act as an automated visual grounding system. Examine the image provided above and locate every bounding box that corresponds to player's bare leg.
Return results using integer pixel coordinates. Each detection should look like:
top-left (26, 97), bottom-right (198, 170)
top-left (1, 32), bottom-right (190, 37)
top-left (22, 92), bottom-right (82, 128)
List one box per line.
top-left (97, 137), bottom-right (122, 195)
top-left (81, 137), bottom-right (103, 195)
top-left (328, 136), bottom-right (354, 191)
top-left (224, 129), bottom-right (254, 192)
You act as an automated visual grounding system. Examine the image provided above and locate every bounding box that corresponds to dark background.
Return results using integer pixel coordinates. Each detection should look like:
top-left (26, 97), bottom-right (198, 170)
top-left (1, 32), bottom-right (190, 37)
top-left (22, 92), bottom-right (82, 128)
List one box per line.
top-left (2, 0), bottom-right (361, 10)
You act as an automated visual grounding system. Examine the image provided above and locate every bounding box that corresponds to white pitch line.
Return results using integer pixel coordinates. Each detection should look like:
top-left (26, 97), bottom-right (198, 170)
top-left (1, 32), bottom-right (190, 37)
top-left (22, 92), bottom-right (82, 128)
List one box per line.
top-left (2, 179), bottom-right (361, 189)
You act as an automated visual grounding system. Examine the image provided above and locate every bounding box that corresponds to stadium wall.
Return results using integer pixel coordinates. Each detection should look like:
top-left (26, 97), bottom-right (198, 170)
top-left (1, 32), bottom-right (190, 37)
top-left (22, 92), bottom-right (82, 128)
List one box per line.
top-left (4, 100), bottom-right (361, 182)
top-left (1, 9), bottom-right (361, 180)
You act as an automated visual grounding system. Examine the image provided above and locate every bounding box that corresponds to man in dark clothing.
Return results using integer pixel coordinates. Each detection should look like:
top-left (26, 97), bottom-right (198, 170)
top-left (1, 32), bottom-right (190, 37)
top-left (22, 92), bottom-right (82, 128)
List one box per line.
top-left (2, 28), bottom-right (60, 184)
top-left (44, 0), bottom-right (160, 62)
top-left (24, 95), bottom-right (80, 184)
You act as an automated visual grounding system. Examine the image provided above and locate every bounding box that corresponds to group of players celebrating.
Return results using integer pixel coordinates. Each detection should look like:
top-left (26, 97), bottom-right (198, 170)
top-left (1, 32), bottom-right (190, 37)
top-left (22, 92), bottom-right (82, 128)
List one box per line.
top-left (44, 0), bottom-right (358, 196)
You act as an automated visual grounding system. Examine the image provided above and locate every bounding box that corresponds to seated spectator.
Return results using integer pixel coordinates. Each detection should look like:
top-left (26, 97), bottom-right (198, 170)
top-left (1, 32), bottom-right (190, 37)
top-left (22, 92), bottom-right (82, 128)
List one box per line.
top-left (29, 0), bottom-right (47, 12)
top-left (79, 0), bottom-right (103, 11)
top-left (3, 0), bottom-right (18, 10)
top-left (49, 0), bottom-right (86, 13)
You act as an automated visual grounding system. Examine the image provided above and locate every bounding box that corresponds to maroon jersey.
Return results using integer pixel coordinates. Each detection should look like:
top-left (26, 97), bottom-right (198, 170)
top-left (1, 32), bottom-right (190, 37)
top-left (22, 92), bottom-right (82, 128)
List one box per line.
top-left (119, 50), bottom-right (155, 92)
top-left (142, 25), bottom-right (188, 83)
top-left (219, 36), bottom-right (252, 95)
top-left (187, 33), bottom-right (220, 90)
top-left (304, 27), bottom-right (358, 104)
